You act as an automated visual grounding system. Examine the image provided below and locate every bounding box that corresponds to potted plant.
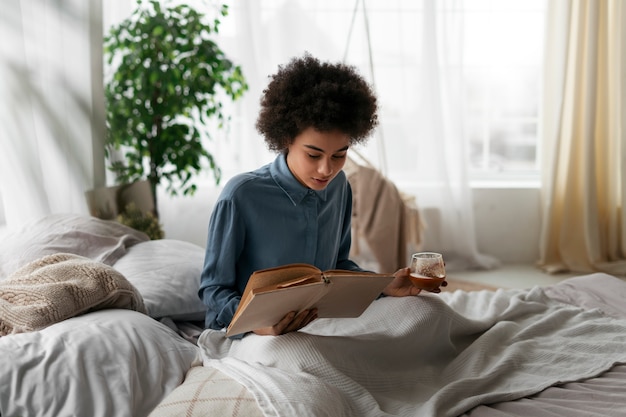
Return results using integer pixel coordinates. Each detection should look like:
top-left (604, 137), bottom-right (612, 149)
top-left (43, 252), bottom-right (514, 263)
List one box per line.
top-left (103, 0), bottom-right (248, 217)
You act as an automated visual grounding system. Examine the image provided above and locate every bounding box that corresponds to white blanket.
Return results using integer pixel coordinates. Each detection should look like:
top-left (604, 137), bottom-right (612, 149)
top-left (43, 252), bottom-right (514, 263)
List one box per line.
top-left (198, 286), bottom-right (626, 417)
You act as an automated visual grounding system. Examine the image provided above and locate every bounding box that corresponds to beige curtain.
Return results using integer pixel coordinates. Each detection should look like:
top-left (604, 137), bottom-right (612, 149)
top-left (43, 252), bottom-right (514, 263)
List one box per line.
top-left (539, 0), bottom-right (626, 275)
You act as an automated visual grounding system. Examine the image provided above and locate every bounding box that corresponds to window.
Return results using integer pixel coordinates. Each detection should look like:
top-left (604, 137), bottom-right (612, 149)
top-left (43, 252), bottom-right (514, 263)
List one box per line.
top-left (462, 1), bottom-right (546, 183)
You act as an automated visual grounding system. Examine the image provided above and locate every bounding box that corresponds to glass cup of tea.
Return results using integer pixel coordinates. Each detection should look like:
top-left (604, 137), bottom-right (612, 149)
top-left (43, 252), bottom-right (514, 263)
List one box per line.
top-left (409, 252), bottom-right (446, 291)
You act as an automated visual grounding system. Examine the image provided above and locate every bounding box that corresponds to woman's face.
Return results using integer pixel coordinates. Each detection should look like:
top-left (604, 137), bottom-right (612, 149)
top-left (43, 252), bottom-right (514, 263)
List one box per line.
top-left (286, 127), bottom-right (350, 190)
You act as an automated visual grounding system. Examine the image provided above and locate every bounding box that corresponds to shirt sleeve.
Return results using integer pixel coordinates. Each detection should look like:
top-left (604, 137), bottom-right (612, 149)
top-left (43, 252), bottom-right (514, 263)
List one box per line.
top-left (198, 199), bottom-right (245, 330)
top-left (335, 181), bottom-right (362, 272)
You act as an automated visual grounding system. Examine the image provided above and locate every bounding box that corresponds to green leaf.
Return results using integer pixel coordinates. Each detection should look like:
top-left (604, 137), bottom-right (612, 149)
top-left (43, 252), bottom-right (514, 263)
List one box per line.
top-left (151, 25), bottom-right (164, 36)
top-left (104, 0), bottom-right (248, 204)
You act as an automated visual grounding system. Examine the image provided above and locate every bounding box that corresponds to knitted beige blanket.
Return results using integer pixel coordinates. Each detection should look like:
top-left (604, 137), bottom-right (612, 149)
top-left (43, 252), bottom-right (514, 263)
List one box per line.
top-left (0, 253), bottom-right (146, 336)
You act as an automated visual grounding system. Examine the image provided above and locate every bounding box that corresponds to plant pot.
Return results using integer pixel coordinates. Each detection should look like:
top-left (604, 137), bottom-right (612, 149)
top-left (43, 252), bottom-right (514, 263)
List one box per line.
top-left (85, 180), bottom-right (155, 220)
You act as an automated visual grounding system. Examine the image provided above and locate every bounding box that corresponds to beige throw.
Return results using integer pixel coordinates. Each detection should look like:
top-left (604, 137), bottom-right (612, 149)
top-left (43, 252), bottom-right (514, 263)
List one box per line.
top-left (345, 159), bottom-right (423, 272)
top-left (0, 253), bottom-right (146, 336)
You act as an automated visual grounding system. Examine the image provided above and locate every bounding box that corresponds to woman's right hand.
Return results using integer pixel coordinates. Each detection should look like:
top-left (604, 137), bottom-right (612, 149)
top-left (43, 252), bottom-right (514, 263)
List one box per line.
top-left (252, 308), bottom-right (318, 336)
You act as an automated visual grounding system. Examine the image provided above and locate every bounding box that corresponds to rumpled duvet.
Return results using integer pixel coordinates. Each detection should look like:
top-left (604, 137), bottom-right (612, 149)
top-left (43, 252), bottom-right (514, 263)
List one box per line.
top-left (198, 279), bottom-right (626, 417)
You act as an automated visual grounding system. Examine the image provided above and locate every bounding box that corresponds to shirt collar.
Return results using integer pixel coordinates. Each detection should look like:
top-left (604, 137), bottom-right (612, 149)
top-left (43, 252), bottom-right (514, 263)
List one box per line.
top-left (270, 153), bottom-right (328, 205)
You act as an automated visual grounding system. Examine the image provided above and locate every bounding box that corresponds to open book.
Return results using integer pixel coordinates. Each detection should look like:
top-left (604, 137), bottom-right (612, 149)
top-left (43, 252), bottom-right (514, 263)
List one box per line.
top-left (226, 263), bottom-right (395, 337)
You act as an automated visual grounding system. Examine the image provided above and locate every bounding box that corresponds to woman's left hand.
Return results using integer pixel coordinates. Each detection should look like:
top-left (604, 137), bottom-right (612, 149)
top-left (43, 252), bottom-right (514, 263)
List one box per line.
top-left (382, 267), bottom-right (448, 297)
top-left (252, 308), bottom-right (318, 336)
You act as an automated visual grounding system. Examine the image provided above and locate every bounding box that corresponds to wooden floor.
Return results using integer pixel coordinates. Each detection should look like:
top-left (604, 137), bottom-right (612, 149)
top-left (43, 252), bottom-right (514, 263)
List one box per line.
top-left (444, 264), bottom-right (580, 292)
top-left (441, 278), bottom-right (497, 292)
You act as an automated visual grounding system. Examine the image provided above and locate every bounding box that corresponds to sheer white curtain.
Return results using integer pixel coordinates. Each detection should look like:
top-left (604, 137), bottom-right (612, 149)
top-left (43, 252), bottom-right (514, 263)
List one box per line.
top-left (211, 0), bottom-right (498, 270)
top-left (406, 0), bottom-right (498, 270)
top-left (100, 0), bottom-right (498, 270)
top-left (0, 0), bottom-right (496, 272)
top-left (1, 0), bottom-right (495, 270)
top-left (0, 0), bottom-right (105, 228)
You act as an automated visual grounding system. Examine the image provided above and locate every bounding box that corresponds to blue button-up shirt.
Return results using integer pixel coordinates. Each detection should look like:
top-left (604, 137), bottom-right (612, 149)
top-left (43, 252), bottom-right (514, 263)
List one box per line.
top-left (199, 153), bottom-right (361, 330)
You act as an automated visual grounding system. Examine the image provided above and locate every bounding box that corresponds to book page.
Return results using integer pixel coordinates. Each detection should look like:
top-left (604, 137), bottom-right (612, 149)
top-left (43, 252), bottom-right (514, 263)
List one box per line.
top-left (246, 263), bottom-right (322, 289)
top-left (238, 264), bottom-right (322, 314)
top-left (312, 274), bottom-right (394, 317)
top-left (226, 281), bottom-right (328, 336)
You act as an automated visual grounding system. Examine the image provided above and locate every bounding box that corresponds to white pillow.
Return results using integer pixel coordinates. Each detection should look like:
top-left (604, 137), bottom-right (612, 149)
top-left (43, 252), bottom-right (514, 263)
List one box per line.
top-left (0, 213), bottom-right (149, 281)
top-left (113, 239), bottom-right (207, 320)
top-left (0, 309), bottom-right (200, 417)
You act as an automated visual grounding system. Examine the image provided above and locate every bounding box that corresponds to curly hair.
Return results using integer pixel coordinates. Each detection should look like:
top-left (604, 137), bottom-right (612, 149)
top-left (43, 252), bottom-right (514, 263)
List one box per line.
top-left (256, 53), bottom-right (379, 152)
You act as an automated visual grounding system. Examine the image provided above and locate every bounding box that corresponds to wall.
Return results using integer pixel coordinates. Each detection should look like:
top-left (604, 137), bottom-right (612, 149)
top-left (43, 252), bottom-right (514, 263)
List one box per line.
top-left (158, 186), bottom-right (219, 248)
top-left (158, 184), bottom-right (543, 266)
top-left (471, 187), bottom-right (542, 265)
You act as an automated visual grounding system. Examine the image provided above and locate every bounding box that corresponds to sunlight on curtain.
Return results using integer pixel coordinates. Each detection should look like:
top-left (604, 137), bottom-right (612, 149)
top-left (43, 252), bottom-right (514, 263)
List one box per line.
top-left (200, 0), bottom-right (499, 271)
top-left (0, 0), bottom-right (104, 228)
top-left (406, 0), bottom-right (499, 270)
top-left (101, 0), bottom-right (506, 270)
top-left (539, 0), bottom-right (626, 275)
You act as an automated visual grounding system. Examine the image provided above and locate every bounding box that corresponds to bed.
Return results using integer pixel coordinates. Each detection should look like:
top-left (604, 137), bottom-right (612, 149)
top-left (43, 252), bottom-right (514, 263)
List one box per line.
top-left (1, 214), bottom-right (625, 417)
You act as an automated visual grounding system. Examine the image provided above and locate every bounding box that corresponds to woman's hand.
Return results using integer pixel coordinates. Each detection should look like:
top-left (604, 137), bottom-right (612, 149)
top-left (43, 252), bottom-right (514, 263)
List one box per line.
top-left (382, 267), bottom-right (448, 297)
top-left (252, 308), bottom-right (318, 336)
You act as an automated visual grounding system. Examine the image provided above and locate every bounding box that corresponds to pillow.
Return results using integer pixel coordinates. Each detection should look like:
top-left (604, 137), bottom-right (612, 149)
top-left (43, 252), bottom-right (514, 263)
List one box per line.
top-left (113, 239), bottom-right (207, 320)
top-left (0, 213), bottom-right (149, 281)
top-left (0, 309), bottom-right (200, 417)
top-left (149, 366), bottom-right (261, 417)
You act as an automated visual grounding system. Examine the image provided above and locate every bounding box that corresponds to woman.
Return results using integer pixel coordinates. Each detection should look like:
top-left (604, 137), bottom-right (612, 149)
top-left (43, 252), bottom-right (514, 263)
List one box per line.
top-left (199, 54), bottom-right (445, 336)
